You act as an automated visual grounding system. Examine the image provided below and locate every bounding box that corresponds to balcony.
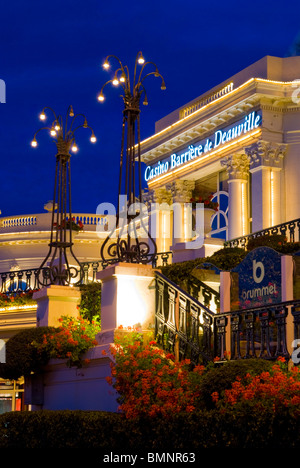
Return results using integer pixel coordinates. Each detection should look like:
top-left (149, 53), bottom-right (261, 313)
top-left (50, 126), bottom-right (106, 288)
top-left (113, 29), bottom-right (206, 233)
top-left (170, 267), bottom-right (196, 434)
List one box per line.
top-left (0, 212), bottom-right (108, 233)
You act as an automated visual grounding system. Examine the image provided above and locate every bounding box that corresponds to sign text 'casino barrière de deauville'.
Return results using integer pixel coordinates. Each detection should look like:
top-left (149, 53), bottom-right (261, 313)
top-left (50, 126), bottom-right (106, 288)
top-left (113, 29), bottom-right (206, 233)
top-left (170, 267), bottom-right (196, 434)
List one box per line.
top-left (145, 110), bottom-right (261, 182)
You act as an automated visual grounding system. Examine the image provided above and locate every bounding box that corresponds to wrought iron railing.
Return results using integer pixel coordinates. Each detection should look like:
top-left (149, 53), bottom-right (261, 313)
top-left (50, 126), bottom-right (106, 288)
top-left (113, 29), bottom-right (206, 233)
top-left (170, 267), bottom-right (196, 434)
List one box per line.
top-left (224, 218), bottom-right (300, 249)
top-left (154, 271), bottom-right (300, 364)
top-left (215, 300), bottom-right (300, 362)
top-left (81, 251), bottom-right (173, 282)
top-left (0, 268), bottom-right (40, 295)
top-left (187, 275), bottom-right (220, 312)
top-left (0, 252), bottom-right (173, 296)
top-left (155, 271), bottom-right (215, 365)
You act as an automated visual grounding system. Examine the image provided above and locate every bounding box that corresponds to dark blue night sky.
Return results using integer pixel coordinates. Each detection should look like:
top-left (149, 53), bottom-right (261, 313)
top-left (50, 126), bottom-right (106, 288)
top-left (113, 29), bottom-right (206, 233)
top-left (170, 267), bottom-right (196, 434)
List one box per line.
top-left (1, 0), bottom-right (300, 216)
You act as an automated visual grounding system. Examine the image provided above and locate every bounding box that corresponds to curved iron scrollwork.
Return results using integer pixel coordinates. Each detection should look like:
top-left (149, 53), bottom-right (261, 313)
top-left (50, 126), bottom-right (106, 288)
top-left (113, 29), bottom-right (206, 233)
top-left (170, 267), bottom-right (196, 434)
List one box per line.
top-left (31, 105), bottom-right (96, 287)
top-left (98, 52), bottom-right (165, 265)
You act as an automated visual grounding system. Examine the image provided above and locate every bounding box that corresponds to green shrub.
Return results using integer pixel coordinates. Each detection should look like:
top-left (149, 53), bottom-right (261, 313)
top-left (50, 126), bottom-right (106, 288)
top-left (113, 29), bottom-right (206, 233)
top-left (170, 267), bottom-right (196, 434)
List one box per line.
top-left (161, 247), bottom-right (246, 288)
top-left (79, 281), bottom-right (101, 324)
top-left (0, 315), bottom-right (101, 378)
top-left (193, 358), bottom-right (274, 410)
top-left (246, 234), bottom-right (300, 254)
top-left (0, 408), bottom-right (299, 449)
top-left (208, 247), bottom-right (247, 270)
top-left (247, 234), bottom-right (286, 251)
top-left (0, 327), bottom-right (56, 380)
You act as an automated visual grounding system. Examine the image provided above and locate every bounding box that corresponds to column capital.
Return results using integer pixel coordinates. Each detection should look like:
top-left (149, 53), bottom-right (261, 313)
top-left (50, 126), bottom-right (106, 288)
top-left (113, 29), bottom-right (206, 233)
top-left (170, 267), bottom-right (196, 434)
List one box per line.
top-left (171, 179), bottom-right (195, 203)
top-left (221, 152), bottom-right (250, 180)
top-left (153, 186), bottom-right (173, 205)
top-left (245, 140), bottom-right (287, 170)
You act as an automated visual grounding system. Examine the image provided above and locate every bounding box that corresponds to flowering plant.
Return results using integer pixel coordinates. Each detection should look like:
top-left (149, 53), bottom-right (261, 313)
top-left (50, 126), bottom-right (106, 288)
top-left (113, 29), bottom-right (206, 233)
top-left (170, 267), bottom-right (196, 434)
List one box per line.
top-left (54, 217), bottom-right (83, 231)
top-left (106, 332), bottom-right (205, 419)
top-left (190, 193), bottom-right (218, 211)
top-left (0, 290), bottom-right (38, 308)
top-left (34, 315), bottom-right (101, 368)
top-left (211, 357), bottom-right (300, 415)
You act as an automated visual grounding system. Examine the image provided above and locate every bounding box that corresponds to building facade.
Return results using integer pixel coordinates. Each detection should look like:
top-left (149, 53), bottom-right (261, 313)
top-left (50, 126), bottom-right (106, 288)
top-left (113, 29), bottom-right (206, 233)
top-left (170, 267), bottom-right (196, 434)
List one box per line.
top-left (141, 56), bottom-right (300, 261)
top-left (1, 55), bottom-right (300, 412)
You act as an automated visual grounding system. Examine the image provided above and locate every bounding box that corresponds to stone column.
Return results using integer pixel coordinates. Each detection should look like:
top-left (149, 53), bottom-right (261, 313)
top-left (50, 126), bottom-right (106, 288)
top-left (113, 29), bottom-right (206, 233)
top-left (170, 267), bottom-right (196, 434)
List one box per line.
top-left (245, 140), bottom-right (287, 232)
top-left (221, 152), bottom-right (250, 240)
top-left (150, 186), bottom-right (173, 254)
top-left (171, 179), bottom-right (195, 243)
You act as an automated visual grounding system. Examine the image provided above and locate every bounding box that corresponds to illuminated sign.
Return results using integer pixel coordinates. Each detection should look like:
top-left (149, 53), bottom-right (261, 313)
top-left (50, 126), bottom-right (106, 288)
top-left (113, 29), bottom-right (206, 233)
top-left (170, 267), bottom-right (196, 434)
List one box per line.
top-left (231, 247), bottom-right (281, 309)
top-left (145, 110), bottom-right (261, 182)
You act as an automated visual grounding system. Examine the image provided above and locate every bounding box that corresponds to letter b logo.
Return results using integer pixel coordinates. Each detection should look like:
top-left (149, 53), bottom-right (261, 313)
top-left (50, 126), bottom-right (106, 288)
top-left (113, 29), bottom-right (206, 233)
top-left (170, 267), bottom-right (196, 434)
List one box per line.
top-left (253, 259), bottom-right (264, 284)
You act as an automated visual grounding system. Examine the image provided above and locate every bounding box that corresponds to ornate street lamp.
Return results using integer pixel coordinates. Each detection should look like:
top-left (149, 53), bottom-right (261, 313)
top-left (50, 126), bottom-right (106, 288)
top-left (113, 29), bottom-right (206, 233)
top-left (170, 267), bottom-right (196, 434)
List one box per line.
top-left (31, 105), bottom-right (97, 287)
top-left (98, 51), bottom-right (166, 264)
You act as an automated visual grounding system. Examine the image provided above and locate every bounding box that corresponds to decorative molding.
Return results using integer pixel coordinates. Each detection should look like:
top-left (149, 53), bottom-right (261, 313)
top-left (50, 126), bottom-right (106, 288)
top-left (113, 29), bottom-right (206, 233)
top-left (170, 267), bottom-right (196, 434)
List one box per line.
top-left (221, 152), bottom-right (250, 180)
top-left (141, 97), bottom-right (260, 163)
top-left (153, 187), bottom-right (173, 205)
top-left (245, 140), bottom-right (287, 169)
top-left (171, 179), bottom-right (195, 203)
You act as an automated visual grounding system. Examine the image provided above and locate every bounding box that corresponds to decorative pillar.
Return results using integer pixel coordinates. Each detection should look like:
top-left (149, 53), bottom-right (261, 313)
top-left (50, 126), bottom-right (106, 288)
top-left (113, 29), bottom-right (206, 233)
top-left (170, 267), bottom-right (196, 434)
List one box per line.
top-left (149, 186), bottom-right (173, 254)
top-left (221, 152), bottom-right (250, 240)
top-left (34, 285), bottom-right (81, 327)
top-left (96, 263), bottom-right (156, 333)
top-left (245, 140), bottom-right (287, 232)
top-left (171, 179), bottom-right (195, 243)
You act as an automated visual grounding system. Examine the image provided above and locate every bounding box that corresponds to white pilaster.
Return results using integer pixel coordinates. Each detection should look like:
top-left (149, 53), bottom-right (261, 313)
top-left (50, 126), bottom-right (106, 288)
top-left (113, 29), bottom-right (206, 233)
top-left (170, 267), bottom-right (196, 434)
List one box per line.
top-left (221, 152), bottom-right (250, 240)
top-left (246, 140), bottom-right (286, 232)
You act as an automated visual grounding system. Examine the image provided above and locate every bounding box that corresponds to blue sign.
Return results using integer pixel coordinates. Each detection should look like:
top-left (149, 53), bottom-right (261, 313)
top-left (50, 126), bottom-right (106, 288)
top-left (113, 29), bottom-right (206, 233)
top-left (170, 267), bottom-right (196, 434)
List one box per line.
top-left (145, 110), bottom-right (262, 182)
top-left (231, 247), bottom-right (282, 309)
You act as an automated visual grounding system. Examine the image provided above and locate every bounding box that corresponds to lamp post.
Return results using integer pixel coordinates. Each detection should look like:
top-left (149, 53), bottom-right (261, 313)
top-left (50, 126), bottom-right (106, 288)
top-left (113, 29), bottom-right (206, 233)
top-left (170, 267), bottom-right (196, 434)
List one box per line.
top-left (98, 51), bottom-right (166, 264)
top-left (31, 105), bottom-right (97, 287)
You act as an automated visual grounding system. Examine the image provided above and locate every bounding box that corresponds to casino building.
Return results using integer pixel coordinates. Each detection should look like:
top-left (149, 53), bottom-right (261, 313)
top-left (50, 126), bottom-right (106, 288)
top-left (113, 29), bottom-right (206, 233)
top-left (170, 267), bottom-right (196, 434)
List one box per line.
top-left (1, 55), bottom-right (300, 413)
top-left (140, 55), bottom-right (300, 261)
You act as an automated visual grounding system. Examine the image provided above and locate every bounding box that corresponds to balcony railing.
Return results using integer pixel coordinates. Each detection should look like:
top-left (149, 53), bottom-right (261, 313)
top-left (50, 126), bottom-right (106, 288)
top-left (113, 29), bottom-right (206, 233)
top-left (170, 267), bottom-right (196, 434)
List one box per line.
top-left (81, 251), bottom-right (173, 282)
top-left (214, 300), bottom-right (300, 362)
top-left (224, 218), bottom-right (300, 249)
top-left (0, 213), bottom-right (109, 233)
top-left (0, 268), bottom-right (40, 295)
top-left (0, 252), bottom-right (173, 296)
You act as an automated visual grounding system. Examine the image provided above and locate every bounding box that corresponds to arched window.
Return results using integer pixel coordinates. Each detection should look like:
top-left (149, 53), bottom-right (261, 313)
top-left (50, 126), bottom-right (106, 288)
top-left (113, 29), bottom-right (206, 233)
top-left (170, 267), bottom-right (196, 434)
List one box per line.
top-left (210, 191), bottom-right (229, 240)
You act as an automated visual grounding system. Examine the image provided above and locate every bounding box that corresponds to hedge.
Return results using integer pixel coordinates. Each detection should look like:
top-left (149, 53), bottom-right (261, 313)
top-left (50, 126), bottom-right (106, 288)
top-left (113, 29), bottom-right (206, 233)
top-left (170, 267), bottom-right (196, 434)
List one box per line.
top-left (160, 239), bottom-right (300, 289)
top-left (0, 327), bottom-right (56, 380)
top-left (160, 247), bottom-right (246, 287)
top-left (78, 282), bottom-right (101, 323)
top-left (0, 408), bottom-right (299, 449)
top-left (193, 358), bottom-right (274, 410)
